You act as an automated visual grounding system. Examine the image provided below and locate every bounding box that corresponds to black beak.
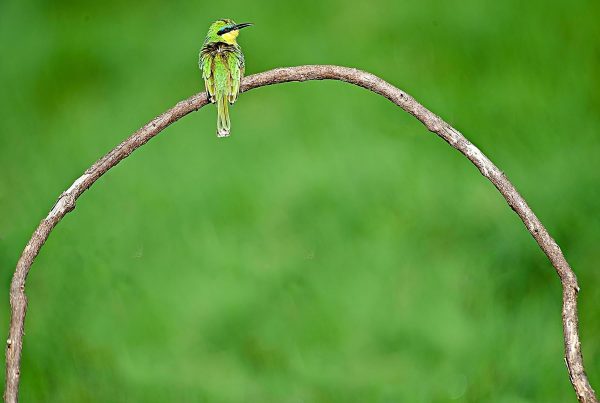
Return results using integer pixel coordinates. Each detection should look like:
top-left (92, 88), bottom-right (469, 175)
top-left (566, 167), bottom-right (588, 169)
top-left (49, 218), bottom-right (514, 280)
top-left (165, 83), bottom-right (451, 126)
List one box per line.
top-left (233, 23), bottom-right (253, 30)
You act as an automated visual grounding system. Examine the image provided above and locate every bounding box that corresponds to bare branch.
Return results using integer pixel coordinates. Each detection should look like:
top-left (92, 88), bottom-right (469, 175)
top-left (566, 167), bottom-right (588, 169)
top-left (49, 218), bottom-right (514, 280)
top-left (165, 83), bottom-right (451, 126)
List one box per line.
top-left (4, 65), bottom-right (597, 403)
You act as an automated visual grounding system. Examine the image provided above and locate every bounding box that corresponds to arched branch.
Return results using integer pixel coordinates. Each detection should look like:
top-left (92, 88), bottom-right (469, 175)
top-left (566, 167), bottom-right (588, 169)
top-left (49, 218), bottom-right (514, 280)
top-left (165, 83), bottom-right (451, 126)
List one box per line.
top-left (4, 65), bottom-right (597, 403)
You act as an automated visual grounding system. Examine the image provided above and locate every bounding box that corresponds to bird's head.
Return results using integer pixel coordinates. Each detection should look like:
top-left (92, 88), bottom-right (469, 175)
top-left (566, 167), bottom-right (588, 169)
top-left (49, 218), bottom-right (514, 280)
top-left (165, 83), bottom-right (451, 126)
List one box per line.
top-left (205, 19), bottom-right (253, 45)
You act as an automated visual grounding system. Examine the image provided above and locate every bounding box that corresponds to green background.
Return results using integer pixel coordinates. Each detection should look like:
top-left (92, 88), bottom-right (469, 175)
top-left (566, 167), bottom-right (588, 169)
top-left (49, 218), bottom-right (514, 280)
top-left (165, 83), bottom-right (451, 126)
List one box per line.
top-left (1, 0), bottom-right (599, 401)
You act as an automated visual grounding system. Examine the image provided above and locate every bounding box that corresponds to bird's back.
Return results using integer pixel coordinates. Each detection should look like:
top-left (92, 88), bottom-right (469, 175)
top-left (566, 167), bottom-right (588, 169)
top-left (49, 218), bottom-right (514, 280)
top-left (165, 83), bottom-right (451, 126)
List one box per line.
top-left (200, 41), bottom-right (244, 136)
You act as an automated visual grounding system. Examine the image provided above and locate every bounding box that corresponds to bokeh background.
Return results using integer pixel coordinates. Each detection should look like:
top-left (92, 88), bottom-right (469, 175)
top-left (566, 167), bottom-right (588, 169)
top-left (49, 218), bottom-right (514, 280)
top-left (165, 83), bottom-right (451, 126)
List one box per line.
top-left (1, 0), bottom-right (599, 401)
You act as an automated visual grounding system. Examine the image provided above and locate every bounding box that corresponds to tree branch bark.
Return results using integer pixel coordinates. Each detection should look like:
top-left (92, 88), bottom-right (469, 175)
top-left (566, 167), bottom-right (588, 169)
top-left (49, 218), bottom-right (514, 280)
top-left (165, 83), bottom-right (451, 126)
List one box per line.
top-left (4, 65), bottom-right (597, 402)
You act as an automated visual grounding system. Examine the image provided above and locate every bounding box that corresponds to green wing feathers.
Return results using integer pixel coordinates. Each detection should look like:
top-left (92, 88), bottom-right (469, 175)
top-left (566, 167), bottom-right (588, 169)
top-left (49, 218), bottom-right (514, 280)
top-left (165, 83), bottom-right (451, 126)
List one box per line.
top-left (200, 54), bottom-right (215, 102)
top-left (228, 52), bottom-right (244, 103)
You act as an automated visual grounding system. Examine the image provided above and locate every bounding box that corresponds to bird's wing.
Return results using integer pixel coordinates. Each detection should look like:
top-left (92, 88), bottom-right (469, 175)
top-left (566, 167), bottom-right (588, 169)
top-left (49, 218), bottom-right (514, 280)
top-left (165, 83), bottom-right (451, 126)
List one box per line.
top-left (238, 48), bottom-right (245, 78)
top-left (228, 49), bottom-right (245, 104)
top-left (200, 51), bottom-right (215, 101)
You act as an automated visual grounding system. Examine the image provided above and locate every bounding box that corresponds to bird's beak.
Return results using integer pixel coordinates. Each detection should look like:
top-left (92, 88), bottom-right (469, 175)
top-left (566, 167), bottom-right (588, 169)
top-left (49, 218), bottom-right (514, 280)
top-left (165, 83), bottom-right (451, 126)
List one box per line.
top-left (233, 23), bottom-right (253, 30)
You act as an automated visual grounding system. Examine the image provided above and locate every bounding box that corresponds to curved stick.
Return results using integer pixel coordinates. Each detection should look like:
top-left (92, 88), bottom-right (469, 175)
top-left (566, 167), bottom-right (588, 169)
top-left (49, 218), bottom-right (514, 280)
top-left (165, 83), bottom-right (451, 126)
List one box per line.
top-left (4, 65), bottom-right (597, 402)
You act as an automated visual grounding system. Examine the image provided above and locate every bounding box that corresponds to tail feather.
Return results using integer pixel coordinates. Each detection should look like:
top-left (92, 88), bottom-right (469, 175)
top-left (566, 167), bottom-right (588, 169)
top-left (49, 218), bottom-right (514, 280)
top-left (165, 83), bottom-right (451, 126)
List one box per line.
top-left (216, 95), bottom-right (230, 137)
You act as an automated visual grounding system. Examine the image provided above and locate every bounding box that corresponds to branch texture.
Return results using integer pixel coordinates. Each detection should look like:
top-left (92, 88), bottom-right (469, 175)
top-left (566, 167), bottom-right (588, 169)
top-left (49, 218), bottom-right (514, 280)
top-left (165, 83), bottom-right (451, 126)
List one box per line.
top-left (4, 65), bottom-right (597, 402)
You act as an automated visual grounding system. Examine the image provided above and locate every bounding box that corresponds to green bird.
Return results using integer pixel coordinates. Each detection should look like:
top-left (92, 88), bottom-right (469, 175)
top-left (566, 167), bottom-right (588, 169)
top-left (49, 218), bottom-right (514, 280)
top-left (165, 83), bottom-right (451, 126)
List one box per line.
top-left (199, 19), bottom-right (252, 137)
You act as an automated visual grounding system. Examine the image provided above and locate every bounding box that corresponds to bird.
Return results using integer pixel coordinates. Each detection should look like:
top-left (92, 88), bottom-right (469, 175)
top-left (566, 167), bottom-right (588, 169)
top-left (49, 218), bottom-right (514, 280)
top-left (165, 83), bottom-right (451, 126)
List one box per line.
top-left (199, 19), bottom-right (252, 137)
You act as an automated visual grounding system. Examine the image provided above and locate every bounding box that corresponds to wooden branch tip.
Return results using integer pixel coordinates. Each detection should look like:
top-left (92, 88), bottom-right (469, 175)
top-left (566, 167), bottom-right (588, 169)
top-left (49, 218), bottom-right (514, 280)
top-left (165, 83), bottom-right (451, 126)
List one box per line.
top-left (4, 65), bottom-right (597, 403)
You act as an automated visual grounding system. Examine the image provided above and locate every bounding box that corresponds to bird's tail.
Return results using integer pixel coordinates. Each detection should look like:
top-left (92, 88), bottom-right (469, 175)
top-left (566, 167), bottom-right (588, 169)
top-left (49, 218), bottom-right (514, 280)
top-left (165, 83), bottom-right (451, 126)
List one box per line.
top-left (216, 95), bottom-right (230, 137)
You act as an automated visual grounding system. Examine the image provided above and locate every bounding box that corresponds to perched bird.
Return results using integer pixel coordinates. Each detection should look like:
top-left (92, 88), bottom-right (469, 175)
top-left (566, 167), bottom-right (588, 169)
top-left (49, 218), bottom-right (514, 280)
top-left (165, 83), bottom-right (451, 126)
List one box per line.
top-left (199, 19), bottom-right (252, 137)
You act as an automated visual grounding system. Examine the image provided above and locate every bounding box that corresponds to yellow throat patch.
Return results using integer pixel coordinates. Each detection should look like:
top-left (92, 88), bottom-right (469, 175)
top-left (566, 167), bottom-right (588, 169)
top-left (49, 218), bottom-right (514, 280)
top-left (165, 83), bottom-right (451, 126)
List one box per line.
top-left (221, 30), bottom-right (239, 44)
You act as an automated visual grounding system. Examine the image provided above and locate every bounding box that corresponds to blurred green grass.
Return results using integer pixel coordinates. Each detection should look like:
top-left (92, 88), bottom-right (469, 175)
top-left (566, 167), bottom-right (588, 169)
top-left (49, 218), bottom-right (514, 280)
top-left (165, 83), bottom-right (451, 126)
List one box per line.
top-left (1, 0), bottom-right (599, 401)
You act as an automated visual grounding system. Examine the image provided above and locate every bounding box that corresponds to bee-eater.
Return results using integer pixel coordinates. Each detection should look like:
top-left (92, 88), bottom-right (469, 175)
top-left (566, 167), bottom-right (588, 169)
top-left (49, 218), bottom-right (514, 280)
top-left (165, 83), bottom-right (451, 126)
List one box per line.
top-left (199, 19), bottom-right (252, 137)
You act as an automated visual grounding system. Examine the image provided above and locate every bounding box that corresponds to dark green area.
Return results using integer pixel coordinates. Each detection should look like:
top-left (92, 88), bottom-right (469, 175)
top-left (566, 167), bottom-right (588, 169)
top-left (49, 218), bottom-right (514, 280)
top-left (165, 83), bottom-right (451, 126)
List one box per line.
top-left (1, 0), bottom-right (599, 401)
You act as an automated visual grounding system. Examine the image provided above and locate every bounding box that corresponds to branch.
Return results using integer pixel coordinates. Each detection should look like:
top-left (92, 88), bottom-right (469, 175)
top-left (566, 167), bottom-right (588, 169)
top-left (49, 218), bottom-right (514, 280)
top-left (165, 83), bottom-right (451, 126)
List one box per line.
top-left (4, 65), bottom-right (597, 403)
